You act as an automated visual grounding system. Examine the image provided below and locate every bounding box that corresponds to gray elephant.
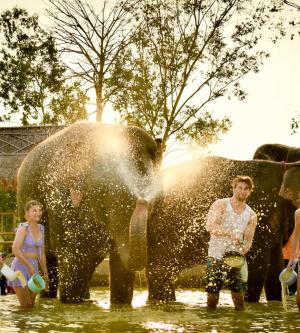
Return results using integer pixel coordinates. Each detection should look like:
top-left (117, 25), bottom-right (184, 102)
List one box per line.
top-left (253, 143), bottom-right (300, 162)
top-left (253, 143), bottom-right (300, 245)
top-left (147, 156), bottom-right (293, 303)
top-left (17, 122), bottom-right (158, 304)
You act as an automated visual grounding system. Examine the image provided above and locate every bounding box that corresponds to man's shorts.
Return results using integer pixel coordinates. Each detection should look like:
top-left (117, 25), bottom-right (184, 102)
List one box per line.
top-left (205, 257), bottom-right (247, 294)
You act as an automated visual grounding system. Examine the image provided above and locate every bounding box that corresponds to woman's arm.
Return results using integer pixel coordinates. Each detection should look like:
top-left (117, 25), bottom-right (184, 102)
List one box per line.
top-left (38, 247), bottom-right (48, 276)
top-left (37, 226), bottom-right (49, 285)
top-left (12, 226), bottom-right (35, 276)
top-left (288, 209), bottom-right (300, 268)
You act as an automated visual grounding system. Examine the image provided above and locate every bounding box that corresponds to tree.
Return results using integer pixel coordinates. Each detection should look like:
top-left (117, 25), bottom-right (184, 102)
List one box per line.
top-left (284, 0), bottom-right (300, 11)
top-left (46, 0), bottom-right (138, 121)
top-left (291, 112), bottom-right (300, 134)
top-left (107, 0), bottom-right (290, 154)
top-left (0, 7), bottom-right (88, 125)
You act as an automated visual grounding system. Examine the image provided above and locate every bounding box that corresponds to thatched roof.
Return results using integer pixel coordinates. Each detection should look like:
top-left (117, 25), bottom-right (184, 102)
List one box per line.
top-left (0, 125), bottom-right (64, 190)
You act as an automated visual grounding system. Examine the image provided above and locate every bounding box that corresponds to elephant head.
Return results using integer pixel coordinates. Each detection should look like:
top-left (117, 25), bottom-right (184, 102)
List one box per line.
top-left (105, 125), bottom-right (159, 272)
top-left (279, 163), bottom-right (300, 206)
top-left (63, 123), bottom-right (159, 272)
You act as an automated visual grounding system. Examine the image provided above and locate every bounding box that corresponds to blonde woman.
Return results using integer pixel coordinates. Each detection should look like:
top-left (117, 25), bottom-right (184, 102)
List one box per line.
top-left (8, 200), bottom-right (48, 307)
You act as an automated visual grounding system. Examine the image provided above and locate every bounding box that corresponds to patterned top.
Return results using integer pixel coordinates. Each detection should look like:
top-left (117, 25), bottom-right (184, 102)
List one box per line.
top-left (16, 222), bottom-right (44, 255)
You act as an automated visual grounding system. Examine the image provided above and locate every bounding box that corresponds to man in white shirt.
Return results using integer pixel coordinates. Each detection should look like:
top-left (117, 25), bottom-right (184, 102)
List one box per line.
top-left (206, 175), bottom-right (257, 311)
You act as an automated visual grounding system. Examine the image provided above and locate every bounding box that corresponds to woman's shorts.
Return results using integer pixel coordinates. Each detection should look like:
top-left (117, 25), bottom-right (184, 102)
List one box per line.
top-left (7, 257), bottom-right (39, 288)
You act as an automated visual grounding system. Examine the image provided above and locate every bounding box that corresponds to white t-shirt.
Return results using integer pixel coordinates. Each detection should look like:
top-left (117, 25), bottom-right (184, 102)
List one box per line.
top-left (207, 198), bottom-right (252, 259)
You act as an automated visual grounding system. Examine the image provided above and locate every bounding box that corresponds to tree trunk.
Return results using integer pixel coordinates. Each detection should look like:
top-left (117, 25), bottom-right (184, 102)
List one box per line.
top-left (95, 84), bottom-right (104, 121)
top-left (154, 137), bottom-right (167, 167)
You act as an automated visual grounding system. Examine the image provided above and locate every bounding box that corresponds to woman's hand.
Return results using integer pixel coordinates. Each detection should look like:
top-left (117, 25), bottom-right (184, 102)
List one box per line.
top-left (287, 259), bottom-right (298, 270)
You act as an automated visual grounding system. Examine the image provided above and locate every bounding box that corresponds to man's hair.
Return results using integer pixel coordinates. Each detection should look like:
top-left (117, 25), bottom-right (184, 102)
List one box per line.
top-left (232, 175), bottom-right (254, 191)
top-left (24, 200), bottom-right (43, 212)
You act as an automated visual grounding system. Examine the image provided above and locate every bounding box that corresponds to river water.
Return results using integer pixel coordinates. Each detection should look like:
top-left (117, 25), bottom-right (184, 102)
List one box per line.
top-left (1, 288), bottom-right (300, 333)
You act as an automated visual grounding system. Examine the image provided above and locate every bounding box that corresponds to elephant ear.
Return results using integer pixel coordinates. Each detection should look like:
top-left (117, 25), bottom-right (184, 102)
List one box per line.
top-left (282, 163), bottom-right (300, 192)
top-left (287, 147), bottom-right (300, 163)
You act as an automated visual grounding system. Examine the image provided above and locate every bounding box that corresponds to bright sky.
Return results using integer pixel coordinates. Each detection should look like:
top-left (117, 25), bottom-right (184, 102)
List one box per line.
top-left (0, 0), bottom-right (300, 165)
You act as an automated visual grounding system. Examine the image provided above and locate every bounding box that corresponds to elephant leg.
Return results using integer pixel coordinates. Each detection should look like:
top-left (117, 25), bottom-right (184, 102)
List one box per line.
top-left (264, 243), bottom-right (284, 301)
top-left (84, 256), bottom-right (105, 300)
top-left (58, 251), bottom-right (91, 303)
top-left (109, 251), bottom-right (135, 305)
top-left (147, 261), bottom-right (176, 303)
top-left (245, 246), bottom-right (270, 302)
top-left (41, 252), bottom-right (58, 298)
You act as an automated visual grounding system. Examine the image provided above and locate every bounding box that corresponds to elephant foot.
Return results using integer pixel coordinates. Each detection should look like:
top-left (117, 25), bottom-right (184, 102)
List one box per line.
top-left (40, 290), bottom-right (57, 299)
top-left (60, 293), bottom-right (84, 304)
top-left (59, 283), bottom-right (86, 304)
top-left (265, 295), bottom-right (281, 301)
top-left (110, 251), bottom-right (135, 305)
top-left (244, 279), bottom-right (264, 303)
top-left (148, 287), bottom-right (176, 303)
top-left (244, 293), bottom-right (260, 303)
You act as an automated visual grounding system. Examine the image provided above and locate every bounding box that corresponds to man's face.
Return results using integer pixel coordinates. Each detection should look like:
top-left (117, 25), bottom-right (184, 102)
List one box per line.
top-left (233, 181), bottom-right (252, 202)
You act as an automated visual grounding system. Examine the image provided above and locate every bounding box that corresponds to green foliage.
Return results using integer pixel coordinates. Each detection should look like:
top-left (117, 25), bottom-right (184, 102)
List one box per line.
top-left (0, 187), bottom-right (16, 212)
top-left (291, 112), bottom-right (300, 134)
top-left (0, 7), bottom-right (88, 125)
top-left (0, 187), bottom-right (17, 252)
top-left (177, 112), bottom-right (232, 147)
top-left (107, 0), bottom-right (290, 152)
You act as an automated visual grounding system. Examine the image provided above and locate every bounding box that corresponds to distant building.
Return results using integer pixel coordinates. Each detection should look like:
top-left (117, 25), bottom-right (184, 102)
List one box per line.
top-left (0, 125), bottom-right (64, 252)
top-left (0, 125), bottom-right (64, 191)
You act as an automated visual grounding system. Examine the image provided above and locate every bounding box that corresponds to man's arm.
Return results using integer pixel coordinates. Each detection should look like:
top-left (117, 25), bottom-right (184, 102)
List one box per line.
top-left (206, 199), bottom-right (231, 237)
top-left (241, 212), bottom-right (258, 254)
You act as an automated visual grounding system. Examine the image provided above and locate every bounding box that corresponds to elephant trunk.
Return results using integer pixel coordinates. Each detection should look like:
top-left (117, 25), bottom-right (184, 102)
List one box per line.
top-left (128, 198), bottom-right (149, 271)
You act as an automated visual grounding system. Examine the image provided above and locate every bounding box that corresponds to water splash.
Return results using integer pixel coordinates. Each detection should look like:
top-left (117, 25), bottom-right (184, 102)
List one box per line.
top-left (115, 157), bottom-right (162, 201)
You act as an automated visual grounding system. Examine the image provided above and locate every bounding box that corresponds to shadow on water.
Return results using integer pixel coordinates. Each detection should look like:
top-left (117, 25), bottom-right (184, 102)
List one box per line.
top-left (1, 288), bottom-right (300, 332)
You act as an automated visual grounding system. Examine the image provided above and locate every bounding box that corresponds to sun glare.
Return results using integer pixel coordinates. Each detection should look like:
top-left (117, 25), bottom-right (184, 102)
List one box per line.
top-left (102, 109), bottom-right (120, 124)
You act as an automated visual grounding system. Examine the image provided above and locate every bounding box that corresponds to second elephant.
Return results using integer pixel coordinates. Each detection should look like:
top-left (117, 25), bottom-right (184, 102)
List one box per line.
top-left (147, 156), bottom-right (296, 303)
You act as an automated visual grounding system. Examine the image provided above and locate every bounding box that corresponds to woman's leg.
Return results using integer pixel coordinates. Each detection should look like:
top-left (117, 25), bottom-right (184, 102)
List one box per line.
top-left (14, 287), bottom-right (34, 308)
top-left (30, 291), bottom-right (37, 305)
top-left (296, 274), bottom-right (300, 311)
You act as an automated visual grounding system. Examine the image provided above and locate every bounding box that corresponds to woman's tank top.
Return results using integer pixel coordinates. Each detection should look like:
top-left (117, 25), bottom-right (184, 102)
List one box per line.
top-left (16, 222), bottom-right (44, 255)
top-left (208, 198), bottom-right (251, 259)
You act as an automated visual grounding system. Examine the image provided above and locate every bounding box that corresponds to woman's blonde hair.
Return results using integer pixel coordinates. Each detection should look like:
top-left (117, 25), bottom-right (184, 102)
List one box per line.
top-left (24, 200), bottom-right (43, 212)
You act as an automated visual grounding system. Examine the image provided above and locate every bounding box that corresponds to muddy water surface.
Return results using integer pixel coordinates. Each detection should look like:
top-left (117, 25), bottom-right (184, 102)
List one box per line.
top-left (1, 288), bottom-right (300, 332)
